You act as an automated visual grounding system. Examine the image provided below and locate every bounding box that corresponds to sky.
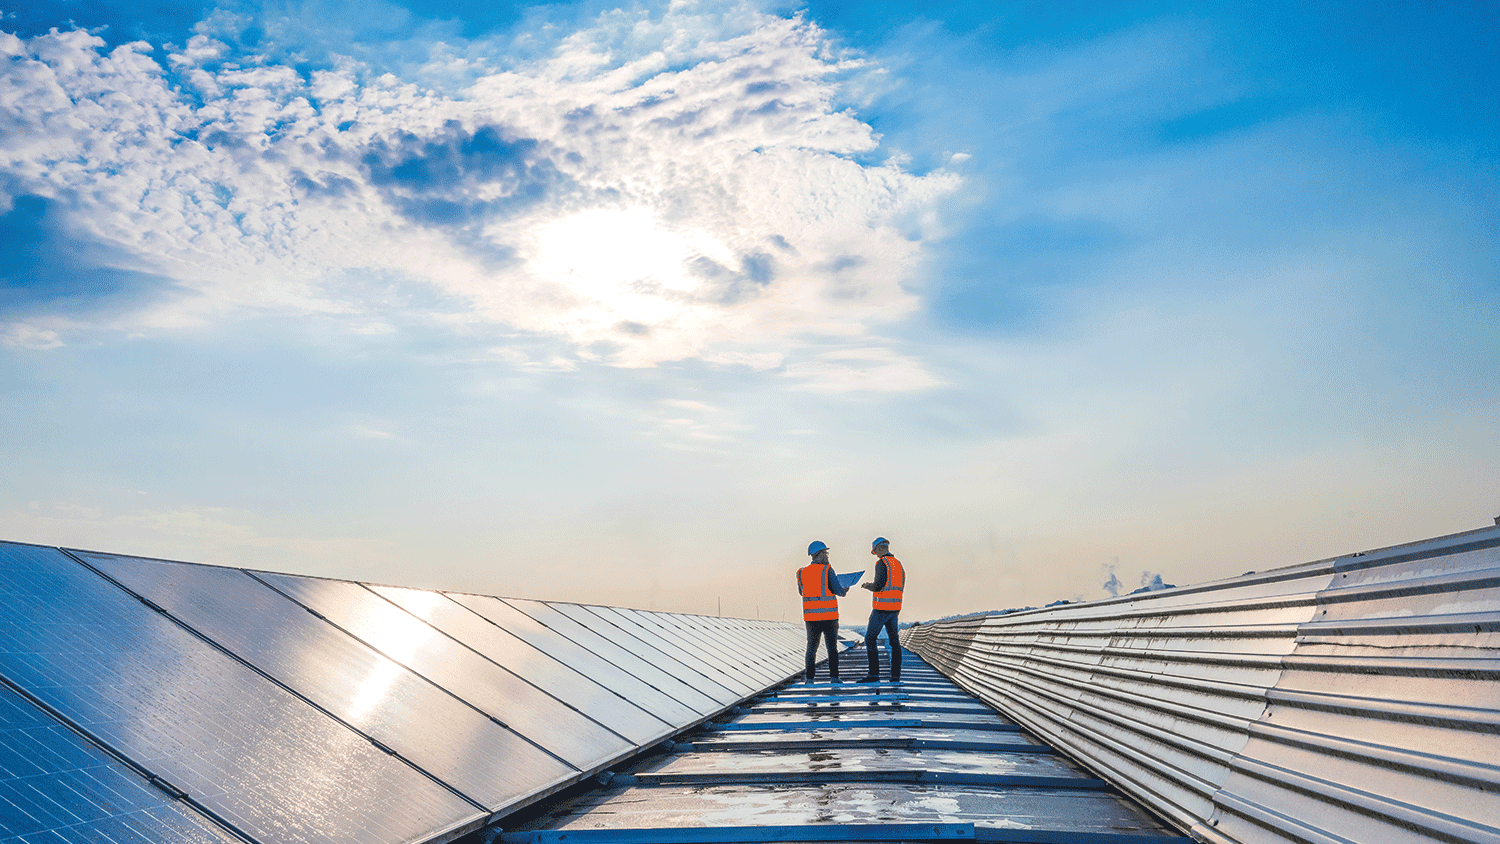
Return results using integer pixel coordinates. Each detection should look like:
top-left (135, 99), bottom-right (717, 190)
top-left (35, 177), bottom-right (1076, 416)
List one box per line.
top-left (2, 0), bottom-right (1497, 623)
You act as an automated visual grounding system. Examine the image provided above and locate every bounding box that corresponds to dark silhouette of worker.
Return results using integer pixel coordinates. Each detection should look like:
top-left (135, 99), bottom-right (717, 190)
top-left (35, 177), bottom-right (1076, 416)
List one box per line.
top-left (858, 536), bottom-right (904, 683)
top-left (797, 540), bottom-right (849, 682)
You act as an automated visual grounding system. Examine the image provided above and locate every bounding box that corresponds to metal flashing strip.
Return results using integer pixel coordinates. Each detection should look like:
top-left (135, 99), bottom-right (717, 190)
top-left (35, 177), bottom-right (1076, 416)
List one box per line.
top-left (761, 693), bottom-right (913, 703)
top-left (497, 826), bottom-right (1186, 843)
top-left (707, 718), bottom-right (921, 731)
top-left (622, 770), bottom-right (1110, 789)
top-left (747, 704), bottom-right (996, 717)
top-left (705, 717), bottom-right (1026, 733)
top-left (675, 737), bottom-right (1057, 754)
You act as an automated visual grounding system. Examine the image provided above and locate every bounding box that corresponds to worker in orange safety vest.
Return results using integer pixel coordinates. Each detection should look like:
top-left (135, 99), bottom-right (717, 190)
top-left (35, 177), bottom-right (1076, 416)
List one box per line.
top-left (797, 540), bottom-right (850, 682)
top-left (858, 536), bottom-right (905, 683)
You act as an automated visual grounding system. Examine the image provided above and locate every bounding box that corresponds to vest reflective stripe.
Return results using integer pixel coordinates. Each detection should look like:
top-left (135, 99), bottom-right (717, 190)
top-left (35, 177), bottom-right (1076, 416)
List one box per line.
top-left (798, 562), bottom-right (839, 621)
top-left (873, 555), bottom-right (904, 611)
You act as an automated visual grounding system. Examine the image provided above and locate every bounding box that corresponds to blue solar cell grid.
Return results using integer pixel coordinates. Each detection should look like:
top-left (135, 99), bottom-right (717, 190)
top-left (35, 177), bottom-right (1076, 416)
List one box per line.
top-left (0, 543), bottom-right (482, 844)
top-left (76, 551), bottom-right (574, 812)
top-left (0, 682), bottom-right (240, 844)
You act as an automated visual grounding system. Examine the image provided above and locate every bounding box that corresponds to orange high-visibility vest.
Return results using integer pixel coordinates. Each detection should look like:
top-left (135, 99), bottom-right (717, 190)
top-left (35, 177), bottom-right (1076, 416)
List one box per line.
top-left (798, 562), bottom-right (839, 621)
top-left (872, 555), bottom-right (905, 611)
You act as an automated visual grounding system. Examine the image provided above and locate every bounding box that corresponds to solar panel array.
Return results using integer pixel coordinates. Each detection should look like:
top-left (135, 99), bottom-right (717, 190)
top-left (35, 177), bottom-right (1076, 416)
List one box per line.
top-left (0, 541), bottom-right (807, 844)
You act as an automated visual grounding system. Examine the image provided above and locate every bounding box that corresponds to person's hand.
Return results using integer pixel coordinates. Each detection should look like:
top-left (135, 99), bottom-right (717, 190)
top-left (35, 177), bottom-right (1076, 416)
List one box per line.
top-left (861, 582), bottom-right (875, 591)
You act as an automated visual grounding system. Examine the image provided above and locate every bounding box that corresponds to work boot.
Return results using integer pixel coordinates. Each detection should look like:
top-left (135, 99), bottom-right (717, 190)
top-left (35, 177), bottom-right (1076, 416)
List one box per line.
top-left (857, 675), bottom-right (879, 684)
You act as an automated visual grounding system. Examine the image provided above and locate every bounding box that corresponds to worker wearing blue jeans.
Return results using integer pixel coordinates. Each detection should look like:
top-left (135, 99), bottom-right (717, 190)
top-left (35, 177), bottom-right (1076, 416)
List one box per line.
top-left (859, 537), bottom-right (905, 683)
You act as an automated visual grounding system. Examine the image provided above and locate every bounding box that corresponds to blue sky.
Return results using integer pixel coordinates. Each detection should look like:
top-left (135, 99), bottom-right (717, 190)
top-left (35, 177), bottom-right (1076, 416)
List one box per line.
top-left (2, 0), bottom-right (1497, 621)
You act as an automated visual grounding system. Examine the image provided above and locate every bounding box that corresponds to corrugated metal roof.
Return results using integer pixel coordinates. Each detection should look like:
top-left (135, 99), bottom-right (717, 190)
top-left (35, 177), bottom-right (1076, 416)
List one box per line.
top-left (0, 541), bottom-right (806, 844)
top-left (490, 646), bottom-right (1185, 843)
top-left (903, 524), bottom-right (1500, 844)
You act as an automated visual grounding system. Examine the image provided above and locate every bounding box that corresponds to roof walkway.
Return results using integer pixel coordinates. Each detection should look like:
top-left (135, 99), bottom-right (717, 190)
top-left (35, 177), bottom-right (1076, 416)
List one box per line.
top-left (487, 646), bottom-right (1185, 843)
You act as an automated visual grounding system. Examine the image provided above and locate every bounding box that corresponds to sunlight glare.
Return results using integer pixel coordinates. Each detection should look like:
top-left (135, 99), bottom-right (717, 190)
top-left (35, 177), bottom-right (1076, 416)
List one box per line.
top-left (529, 207), bottom-right (732, 323)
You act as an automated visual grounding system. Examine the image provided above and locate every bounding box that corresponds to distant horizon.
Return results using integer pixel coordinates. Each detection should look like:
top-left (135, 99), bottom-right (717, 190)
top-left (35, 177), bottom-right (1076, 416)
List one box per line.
top-left (11, 515), bottom-right (1496, 624)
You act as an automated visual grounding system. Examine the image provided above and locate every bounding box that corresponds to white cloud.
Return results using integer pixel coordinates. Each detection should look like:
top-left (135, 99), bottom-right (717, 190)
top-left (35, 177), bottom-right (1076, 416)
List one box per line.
top-left (0, 323), bottom-right (64, 349)
top-left (0, 8), bottom-right (958, 380)
top-left (781, 346), bottom-right (944, 392)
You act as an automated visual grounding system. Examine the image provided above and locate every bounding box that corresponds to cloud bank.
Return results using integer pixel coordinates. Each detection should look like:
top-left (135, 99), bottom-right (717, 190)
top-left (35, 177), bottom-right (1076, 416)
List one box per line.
top-left (0, 6), bottom-right (957, 374)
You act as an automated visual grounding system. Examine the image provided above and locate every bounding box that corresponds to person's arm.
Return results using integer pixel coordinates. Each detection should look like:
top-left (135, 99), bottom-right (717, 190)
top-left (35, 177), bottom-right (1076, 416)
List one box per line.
top-left (862, 559), bottom-right (887, 592)
top-left (827, 566), bottom-right (849, 597)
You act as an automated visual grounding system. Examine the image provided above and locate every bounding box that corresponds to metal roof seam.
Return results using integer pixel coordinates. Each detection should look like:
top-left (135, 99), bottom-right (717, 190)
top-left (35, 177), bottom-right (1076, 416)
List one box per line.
top-left (1225, 755), bottom-right (1500, 843)
top-left (904, 526), bottom-right (1500, 844)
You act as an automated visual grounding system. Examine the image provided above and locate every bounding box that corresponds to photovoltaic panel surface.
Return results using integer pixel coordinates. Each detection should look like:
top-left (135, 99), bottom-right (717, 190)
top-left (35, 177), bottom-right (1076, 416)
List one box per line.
top-left (369, 585), bottom-right (672, 746)
top-left (0, 543), bottom-right (482, 844)
top-left (581, 606), bottom-right (755, 697)
top-left (669, 616), bottom-right (800, 681)
top-left (621, 611), bottom-right (770, 689)
top-left (0, 539), bottom-right (813, 844)
top-left (543, 603), bottom-right (741, 707)
top-left (0, 681), bottom-right (241, 844)
top-left (671, 615), bottom-right (797, 681)
top-left (76, 551), bottom-right (573, 811)
top-left (254, 573), bottom-right (628, 772)
top-left (446, 594), bottom-right (704, 725)
top-left (501, 599), bottom-right (723, 715)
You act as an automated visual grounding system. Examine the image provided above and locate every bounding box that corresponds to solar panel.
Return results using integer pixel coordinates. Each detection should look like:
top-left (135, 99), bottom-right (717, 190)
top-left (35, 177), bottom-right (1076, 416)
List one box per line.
top-left (369, 585), bottom-right (673, 746)
top-left (446, 594), bottom-right (705, 725)
top-left (0, 680), bottom-right (241, 844)
top-left (0, 542), bottom-right (482, 844)
top-left (580, 606), bottom-right (756, 698)
top-left (253, 572), bottom-right (631, 772)
top-left (621, 611), bottom-right (769, 687)
top-left (644, 613), bottom-right (785, 686)
top-left (501, 599), bottom-right (725, 715)
top-left (543, 604), bottom-right (742, 706)
top-left (76, 551), bottom-right (576, 811)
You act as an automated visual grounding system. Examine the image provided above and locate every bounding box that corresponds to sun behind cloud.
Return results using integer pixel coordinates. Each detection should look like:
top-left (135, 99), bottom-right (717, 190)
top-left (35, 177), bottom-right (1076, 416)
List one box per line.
top-left (0, 6), bottom-right (960, 381)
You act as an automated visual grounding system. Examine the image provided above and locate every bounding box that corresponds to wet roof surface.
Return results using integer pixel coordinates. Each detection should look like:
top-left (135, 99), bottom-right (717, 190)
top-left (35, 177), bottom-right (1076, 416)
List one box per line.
top-left (494, 647), bottom-right (1186, 843)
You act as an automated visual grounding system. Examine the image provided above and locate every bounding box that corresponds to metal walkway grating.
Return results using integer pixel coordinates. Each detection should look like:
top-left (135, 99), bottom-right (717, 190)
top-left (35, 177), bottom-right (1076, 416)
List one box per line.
top-left (491, 647), bottom-right (1186, 843)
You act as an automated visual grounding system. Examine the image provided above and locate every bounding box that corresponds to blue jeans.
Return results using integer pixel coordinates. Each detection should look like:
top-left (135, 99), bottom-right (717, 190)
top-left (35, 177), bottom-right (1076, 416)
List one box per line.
top-left (865, 609), bottom-right (901, 679)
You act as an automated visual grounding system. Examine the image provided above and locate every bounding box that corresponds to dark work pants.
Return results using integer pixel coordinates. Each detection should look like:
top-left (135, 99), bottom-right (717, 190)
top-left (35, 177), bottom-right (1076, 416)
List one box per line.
top-left (804, 619), bottom-right (840, 681)
top-left (865, 609), bottom-right (902, 680)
